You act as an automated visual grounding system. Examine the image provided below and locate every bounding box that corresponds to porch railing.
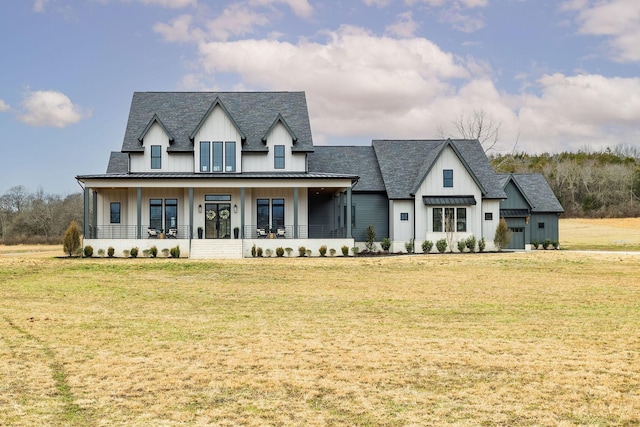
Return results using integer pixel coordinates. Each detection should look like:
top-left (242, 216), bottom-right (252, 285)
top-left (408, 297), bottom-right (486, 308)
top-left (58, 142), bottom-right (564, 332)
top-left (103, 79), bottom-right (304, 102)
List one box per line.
top-left (92, 225), bottom-right (191, 239)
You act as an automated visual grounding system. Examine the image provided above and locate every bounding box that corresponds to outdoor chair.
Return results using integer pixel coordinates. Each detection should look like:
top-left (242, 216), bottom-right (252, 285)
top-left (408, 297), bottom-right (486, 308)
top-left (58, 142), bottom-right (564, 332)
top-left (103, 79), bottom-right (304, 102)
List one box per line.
top-left (257, 228), bottom-right (268, 238)
top-left (276, 228), bottom-right (286, 238)
top-left (147, 228), bottom-right (158, 238)
top-left (166, 228), bottom-right (177, 238)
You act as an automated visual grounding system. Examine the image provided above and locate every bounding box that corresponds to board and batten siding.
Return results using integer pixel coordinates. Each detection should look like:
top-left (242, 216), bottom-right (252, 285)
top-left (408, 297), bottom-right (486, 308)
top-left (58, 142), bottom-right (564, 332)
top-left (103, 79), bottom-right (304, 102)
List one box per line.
top-left (414, 145), bottom-right (483, 241)
top-left (530, 213), bottom-right (560, 243)
top-left (192, 105), bottom-right (243, 173)
top-left (501, 181), bottom-right (529, 210)
top-left (130, 122), bottom-right (192, 173)
top-left (241, 122), bottom-right (306, 172)
top-left (389, 200), bottom-right (413, 244)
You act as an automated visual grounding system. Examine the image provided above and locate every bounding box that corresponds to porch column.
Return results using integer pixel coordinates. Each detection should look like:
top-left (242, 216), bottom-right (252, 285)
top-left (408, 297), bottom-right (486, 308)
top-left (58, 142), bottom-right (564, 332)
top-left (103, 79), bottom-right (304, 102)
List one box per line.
top-left (188, 187), bottom-right (194, 239)
top-left (83, 186), bottom-right (90, 238)
top-left (240, 187), bottom-right (245, 238)
top-left (346, 186), bottom-right (352, 238)
top-left (92, 190), bottom-right (98, 239)
top-left (136, 187), bottom-right (142, 239)
top-left (293, 187), bottom-right (299, 239)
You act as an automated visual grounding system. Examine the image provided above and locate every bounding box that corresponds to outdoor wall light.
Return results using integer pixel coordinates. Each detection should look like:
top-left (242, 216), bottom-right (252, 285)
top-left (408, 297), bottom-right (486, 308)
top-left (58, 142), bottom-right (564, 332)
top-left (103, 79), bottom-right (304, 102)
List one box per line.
top-left (233, 204), bottom-right (238, 213)
top-left (198, 204), bottom-right (202, 213)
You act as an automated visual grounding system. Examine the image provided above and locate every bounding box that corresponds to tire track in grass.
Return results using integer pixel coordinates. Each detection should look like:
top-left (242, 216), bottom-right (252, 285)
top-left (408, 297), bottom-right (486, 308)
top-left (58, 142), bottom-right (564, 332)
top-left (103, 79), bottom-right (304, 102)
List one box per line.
top-left (3, 316), bottom-right (89, 425)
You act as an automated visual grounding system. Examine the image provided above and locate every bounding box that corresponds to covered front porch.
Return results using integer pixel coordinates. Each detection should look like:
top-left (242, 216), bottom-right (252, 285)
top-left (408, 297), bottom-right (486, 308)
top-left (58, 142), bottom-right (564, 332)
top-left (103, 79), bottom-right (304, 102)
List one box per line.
top-left (78, 173), bottom-right (357, 258)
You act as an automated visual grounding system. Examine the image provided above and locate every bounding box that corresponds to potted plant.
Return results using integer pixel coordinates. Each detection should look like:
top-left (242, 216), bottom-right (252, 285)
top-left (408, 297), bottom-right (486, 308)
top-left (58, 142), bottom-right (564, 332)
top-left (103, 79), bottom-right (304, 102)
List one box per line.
top-left (197, 226), bottom-right (203, 239)
top-left (234, 227), bottom-right (240, 239)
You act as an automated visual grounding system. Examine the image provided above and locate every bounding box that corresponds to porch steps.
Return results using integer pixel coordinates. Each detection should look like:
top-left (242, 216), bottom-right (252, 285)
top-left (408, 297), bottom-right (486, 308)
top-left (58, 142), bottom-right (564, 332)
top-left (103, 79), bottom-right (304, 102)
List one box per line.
top-left (189, 240), bottom-right (244, 259)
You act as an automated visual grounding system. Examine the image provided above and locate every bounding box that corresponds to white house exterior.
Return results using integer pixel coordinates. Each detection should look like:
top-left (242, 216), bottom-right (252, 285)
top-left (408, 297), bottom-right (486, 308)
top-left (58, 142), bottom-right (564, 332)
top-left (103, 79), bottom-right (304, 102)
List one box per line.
top-left (77, 91), bottom-right (526, 258)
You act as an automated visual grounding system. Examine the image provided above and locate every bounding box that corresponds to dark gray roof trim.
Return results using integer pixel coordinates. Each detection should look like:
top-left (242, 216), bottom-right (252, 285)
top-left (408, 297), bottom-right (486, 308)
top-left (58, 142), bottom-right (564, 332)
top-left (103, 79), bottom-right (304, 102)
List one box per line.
top-left (423, 195), bottom-right (477, 206)
top-left (262, 114), bottom-right (298, 144)
top-left (138, 114), bottom-right (175, 144)
top-left (500, 208), bottom-right (530, 217)
top-left (77, 171), bottom-right (358, 181)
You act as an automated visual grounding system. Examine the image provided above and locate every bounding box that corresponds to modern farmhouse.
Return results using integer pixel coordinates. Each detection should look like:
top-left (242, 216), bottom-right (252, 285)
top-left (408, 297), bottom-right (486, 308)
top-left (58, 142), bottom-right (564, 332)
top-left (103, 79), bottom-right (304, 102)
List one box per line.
top-left (76, 91), bottom-right (561, 258)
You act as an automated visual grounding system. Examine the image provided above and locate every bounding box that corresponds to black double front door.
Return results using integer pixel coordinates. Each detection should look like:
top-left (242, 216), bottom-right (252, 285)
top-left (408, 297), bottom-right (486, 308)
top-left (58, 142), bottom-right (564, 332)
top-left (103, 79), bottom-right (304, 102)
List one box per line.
top-left (204, 203), bottom-right (231, 239)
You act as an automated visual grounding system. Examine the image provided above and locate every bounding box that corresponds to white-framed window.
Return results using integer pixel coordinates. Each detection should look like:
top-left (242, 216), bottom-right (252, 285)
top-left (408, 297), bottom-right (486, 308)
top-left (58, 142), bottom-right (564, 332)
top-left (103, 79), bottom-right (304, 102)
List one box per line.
top-left (199, 141), bottom-right (236, 173)
top-left (400, 212), bottom-right (409, 221)
top-left (274, 145), bottom-right (285, 169)
top-left (151, 145), bottom-right (161, 169)
top-left (433, 207), bottom-right (466, 232)
top-left (443, 169), bottom-right (453, 187)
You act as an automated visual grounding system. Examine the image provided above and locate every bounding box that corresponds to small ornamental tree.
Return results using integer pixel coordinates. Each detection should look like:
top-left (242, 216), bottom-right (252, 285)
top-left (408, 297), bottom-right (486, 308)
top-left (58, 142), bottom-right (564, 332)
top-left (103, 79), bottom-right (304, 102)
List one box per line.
top-left (62, 220), bottom-right (81, 257)
top-left (365, 225), bottom-right (376, 252)
top-left (494, 218), bottom-right (512, 252)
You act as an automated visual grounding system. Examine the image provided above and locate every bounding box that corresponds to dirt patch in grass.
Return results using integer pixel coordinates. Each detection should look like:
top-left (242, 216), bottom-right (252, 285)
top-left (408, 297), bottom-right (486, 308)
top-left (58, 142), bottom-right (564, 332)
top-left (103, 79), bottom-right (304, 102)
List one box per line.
top-left (1, 252), bottom-right (639, 425)
top-left (560, 218), bottom-right (640, 250)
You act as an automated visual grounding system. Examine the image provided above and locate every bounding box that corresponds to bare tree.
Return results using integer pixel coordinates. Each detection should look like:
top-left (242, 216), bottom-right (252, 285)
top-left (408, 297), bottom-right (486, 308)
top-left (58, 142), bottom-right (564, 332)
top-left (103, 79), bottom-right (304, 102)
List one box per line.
top-left (440, 109), bottom-right (519, 155)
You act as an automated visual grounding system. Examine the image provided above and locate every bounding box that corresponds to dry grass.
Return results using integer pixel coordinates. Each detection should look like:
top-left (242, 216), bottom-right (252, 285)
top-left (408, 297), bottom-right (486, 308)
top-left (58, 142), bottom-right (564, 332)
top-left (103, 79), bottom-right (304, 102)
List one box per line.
top-left (1, 251), bottom-right (639, 426)
top-left (560, 217), bottom-right (640, 251)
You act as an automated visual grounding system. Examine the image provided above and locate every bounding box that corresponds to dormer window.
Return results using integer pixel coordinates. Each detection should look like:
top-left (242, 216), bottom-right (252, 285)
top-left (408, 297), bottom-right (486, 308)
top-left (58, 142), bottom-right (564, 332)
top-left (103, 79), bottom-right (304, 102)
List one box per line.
top-left (151, 145), bottom-right (161, 169)
top-left (274, 145), bottom-right (285, 169)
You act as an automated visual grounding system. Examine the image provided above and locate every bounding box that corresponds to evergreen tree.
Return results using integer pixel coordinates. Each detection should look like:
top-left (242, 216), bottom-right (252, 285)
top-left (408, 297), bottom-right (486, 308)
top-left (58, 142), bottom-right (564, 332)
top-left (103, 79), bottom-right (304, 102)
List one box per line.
top-left (493, 218), bottom-right (511, 252)
top-left (62, 220), bottom-right (81, 257)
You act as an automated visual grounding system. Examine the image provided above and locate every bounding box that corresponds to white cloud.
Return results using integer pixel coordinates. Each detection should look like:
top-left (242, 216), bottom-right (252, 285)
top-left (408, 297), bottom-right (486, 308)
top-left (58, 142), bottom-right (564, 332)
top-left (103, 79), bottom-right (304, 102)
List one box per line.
top-left (0, 100), bottom-right (10, 112)
top-left (33, 0), bottom-right (49, 13)
top-left (567, 0), bottom-right (640, 62)
top-left (138, 0), bottom-right (197, 8)
top-left (249, 0), bottom-right (314, 18)
top-left (386, 11), bottom-right (419, 38)
top-left (18, 90), bottom-right (91, 128)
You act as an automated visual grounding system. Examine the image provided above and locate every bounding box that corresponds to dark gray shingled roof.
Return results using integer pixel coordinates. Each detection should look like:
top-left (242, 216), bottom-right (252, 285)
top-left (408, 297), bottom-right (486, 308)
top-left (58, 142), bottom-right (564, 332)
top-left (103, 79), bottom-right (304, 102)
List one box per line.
top-left (121, 92), bottom-right (313, 154)
top-left (307, 146), bottom-right (385, 192)
top-left (499, 173), bottom-right (564, 213)
top-left (106, 152), bottom-right (129, 173)
top-left (372, 139), bottom-right (506, 200)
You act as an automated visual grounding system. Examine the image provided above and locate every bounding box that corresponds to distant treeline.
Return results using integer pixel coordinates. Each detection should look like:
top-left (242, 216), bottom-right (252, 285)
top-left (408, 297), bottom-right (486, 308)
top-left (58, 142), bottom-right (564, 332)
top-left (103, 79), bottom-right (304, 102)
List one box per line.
top-left (0, 186), bottom-right (84, 244)
top-left (491, 146), bottom-right (640, 217)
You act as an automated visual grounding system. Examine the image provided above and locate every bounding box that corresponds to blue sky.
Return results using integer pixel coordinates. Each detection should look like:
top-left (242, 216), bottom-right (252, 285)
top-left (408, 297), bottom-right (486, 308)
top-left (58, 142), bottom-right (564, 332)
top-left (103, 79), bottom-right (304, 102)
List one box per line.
top-left (1, 0), bottom-right (639, 195)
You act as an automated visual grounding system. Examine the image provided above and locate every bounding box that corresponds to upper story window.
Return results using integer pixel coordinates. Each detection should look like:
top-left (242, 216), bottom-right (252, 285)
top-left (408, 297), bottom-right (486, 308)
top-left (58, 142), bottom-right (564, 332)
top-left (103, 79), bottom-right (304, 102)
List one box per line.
top-left (200, 141), bottom-right (236, 173)
top-left (200, 142), bottom-right (210, 172)
top-left (151, 145), bottom-right (161, 169)
top-left (443, 169), bottom-right (453, 187)
top-left (274, 145), bottom-right (285, 169)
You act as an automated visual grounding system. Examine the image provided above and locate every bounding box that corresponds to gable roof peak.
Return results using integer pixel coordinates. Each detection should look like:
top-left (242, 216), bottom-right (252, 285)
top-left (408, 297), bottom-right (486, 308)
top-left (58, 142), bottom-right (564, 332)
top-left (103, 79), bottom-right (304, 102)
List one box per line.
top-left (262, 113), bottom-right (298, 144)
top-left (138, 113), bottom-right (175, 144)
top-left (188, 96), bottom-right (247, 143)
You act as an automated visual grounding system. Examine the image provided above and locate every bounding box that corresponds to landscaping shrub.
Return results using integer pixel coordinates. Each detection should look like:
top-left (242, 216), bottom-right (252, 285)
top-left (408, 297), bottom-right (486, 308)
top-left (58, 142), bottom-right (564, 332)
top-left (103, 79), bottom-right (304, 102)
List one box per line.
top-left (422, 240), bottom-right (433, 253)
top-left (251, 244), bottom-right (257, 257)
top-left (351, 246), bottom-right (359, 256)
top-left (436, 238), bottom-right (447, 253)
top-left (83, 245), bottom-right (94, 258)
top-left (265, 248), bottom-right (273, 257)
top-left (107, 246), bottom-right (115, 257)
top-left (161, 248), bottom-right (170, 257)
top-left (381, 237), bottom-right (392, 252)
top-left (122, 249), bottom-right (130, 258)
top-left (329, 248), bottom-right (336, 256)
top-left (465, 235), bottom-right (476, 252)
top-left (478, 238), bottom-right (486, 252)
top-left (341, 245), bottom-right (349, 256)
top-left (494, 218), bottom-right (511, 251)
top-left (306, 249), bottom-right (312, 257)
top-left (531, 240), bottom-right (539, 250)
top-left (457, 240), bottom-right (466, 252)
top-left (404, 239), bottom-right (414, 253)
top-left (170, 245), bottom-right (180, 258)
top-left (142, 249), bottom-right (151, 257)
top-left (62, 220), bottom-right (81, 257)
top-left (276, 247), bottom-right (285, 257)
top-left (150, 245), bottom-right (158, 258)
top-left (256, 247), bottom-right (263, 257)
top-left (298, 246), bottom-right (306, 257)
top-left (285, 247), bottom-right (293, 257)
top-left (543, 239), bottom-right (552, 250)
top-left (130, 247), bottom-right (139, 258)
top-left (552, 240), bottom-right (559, 249)
top-left (319, 245), bottom-right (327, 257)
